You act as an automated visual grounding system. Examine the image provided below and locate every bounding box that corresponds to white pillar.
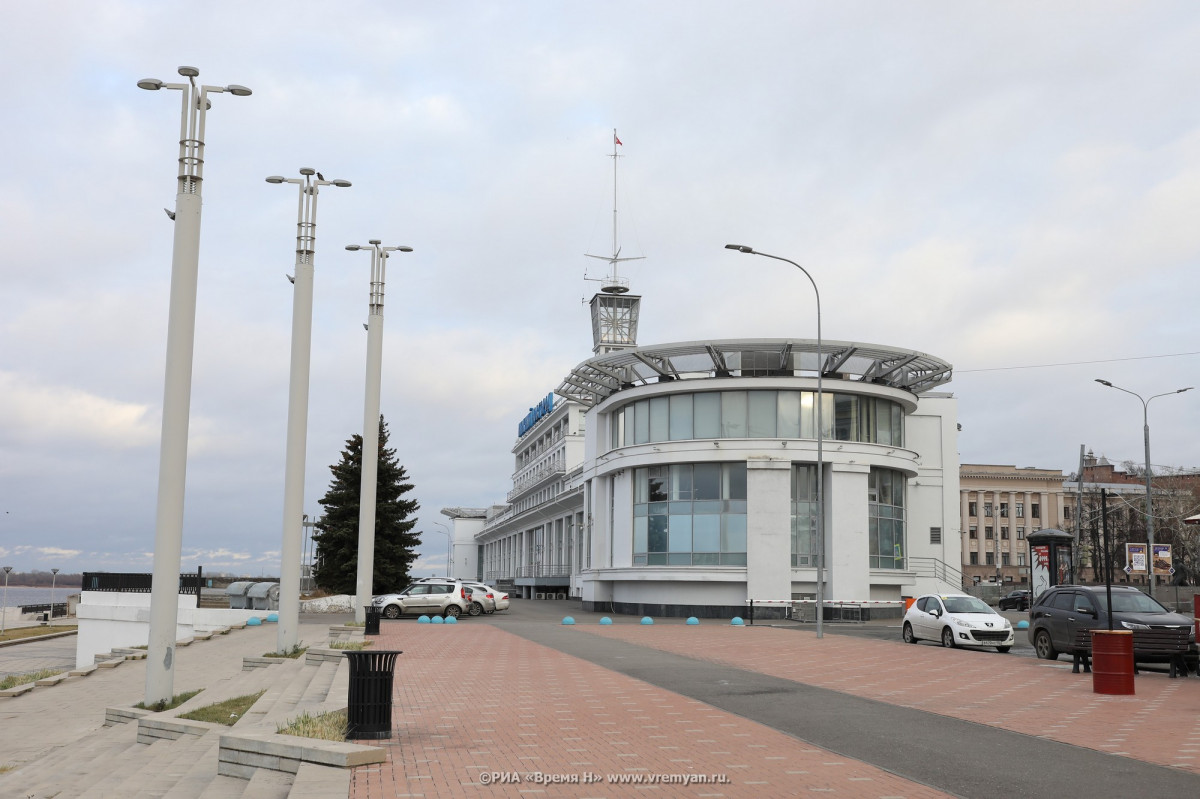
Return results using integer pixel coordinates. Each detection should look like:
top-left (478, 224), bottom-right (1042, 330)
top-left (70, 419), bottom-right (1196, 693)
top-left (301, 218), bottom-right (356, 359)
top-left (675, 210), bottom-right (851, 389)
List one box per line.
top-left (353, 313), bottom-right (384, 624)
top-left (827, 463), bottom-right (871, 600)
top-left (746, 458), bottom-right (792, 605)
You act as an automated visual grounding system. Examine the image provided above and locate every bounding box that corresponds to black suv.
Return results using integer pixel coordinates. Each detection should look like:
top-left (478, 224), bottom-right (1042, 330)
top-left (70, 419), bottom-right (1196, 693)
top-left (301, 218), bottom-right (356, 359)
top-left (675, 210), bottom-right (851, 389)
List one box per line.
top-left (1028, 585), bottom-right (1197, 667)
top-left (998, 589), bottom-right (1031, 611)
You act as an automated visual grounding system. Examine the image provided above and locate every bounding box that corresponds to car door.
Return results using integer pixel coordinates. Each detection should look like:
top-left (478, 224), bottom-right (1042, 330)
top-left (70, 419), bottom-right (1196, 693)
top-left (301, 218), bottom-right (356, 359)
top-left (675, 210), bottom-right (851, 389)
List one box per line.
top-left (918, 596), bottom-right (945, 639)
top-left (1043, 590), bottom-right (1078, 651)
top-left (400, 584), bottom-right (430, 614)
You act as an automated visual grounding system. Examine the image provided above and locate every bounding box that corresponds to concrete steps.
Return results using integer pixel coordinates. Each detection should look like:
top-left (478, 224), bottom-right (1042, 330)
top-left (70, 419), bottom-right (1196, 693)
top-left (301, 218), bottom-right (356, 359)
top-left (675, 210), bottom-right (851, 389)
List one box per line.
top-left (0, 721), bottom-right (142, 798)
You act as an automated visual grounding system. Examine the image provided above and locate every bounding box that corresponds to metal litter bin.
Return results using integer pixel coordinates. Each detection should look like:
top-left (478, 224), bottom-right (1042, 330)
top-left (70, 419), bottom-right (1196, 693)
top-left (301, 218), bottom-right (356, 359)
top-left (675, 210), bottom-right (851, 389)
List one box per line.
top-left (225, 581), bottom-right (254, 609)
top-left (247, 582), bottom-right (280, 611)
top-left (345, 650), bottom-right (402, 739)
top-left (364, 605), bottom-right (381, 636)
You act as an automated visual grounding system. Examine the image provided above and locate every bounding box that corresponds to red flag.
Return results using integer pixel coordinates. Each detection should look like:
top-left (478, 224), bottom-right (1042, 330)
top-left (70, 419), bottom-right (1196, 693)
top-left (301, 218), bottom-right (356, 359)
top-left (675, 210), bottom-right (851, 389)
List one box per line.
top-left (614, 134), bottom-right (623, 146)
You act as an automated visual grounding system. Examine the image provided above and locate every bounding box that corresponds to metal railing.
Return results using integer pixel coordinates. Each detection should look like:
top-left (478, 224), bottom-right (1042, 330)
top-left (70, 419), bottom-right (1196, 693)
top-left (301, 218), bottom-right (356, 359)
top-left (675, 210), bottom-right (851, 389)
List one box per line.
top-left (907, 556), bottom-right (965, 590)
top-left (514, 564), bottom-right (572, 579)
top-left (82, 569), bottom-right (203, 596)
top-left (507, 462), bottom-right (567, 502)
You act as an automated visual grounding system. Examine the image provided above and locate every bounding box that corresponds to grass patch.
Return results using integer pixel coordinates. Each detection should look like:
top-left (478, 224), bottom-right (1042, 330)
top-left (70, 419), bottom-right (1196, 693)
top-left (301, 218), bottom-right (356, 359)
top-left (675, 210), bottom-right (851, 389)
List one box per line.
top-left (328, 639), bottom-right (372, 650)
top-left (0, 669), bottom-right (64, 691)
top-left (277, 709), bottom-right (347, 741)
top-left (344, 621), bottom-right (365, 628)
top-left (132, 645), bottom-right (147, 650)
top-left (0, 625), bottom-right (78, 644)
top-left (178, 690), bottom-right (266, 726)
top-left (135, 689), bottom-right (203, 712)
top-left (263, 643), bottom-right (307, 659)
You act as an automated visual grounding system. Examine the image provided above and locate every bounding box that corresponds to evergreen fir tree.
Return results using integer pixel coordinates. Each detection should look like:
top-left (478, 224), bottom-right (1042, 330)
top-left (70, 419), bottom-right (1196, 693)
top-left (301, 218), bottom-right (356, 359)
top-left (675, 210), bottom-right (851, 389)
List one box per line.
top-left (312, 416), bottom-right (421, 595)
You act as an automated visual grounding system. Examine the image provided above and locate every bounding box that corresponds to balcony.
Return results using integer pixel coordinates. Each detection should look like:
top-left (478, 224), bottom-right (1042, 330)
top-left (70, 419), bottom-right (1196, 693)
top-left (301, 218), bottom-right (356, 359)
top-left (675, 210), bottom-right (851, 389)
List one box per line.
top-left (507, 461), bottom-right (566, 503)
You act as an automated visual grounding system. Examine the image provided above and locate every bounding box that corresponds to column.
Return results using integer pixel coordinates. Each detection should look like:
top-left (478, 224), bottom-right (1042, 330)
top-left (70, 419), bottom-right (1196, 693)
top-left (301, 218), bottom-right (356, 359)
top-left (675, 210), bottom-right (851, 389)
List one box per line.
top-left (828, 462), bottom-right (871, 600)
top-left (746, 458), bottom-right (792, 605)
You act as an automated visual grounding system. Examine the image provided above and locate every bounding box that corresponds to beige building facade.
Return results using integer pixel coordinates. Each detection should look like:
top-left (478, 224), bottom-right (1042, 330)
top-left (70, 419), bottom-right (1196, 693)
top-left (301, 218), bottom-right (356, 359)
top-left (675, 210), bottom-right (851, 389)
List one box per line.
top-left (960, 464), bottom-right (1072, 586)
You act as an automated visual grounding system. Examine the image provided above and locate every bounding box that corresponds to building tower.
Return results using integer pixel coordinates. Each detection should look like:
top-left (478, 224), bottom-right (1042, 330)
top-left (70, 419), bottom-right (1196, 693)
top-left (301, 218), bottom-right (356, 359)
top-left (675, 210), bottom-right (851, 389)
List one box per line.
top-left (586, 129), bottom-right (642, 356)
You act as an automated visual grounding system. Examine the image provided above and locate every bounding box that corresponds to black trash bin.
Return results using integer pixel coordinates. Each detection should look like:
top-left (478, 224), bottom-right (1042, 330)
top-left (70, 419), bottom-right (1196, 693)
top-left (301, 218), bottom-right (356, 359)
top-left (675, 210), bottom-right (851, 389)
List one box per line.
top-left (344, 650), bottom-right (402, 740)
top-left (364, 605), bottom-right (381, 636)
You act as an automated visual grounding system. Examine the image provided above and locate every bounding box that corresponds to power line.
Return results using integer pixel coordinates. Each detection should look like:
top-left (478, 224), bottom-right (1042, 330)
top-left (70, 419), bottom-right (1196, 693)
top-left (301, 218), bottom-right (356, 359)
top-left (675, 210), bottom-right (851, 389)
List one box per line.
top-left (957, 350), bottom-right (1200, 374)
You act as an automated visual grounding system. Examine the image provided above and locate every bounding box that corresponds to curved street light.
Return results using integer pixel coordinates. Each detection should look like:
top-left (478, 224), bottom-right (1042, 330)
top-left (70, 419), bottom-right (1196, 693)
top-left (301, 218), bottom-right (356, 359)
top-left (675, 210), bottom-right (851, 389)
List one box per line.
top-left (1094, 379), bottom-right (1193, 597)
top-left (432, 522), bottom-right (454, 578)
top-left (725, 244), bottom-right (825, 638)
top-left (138, 66), bottom-right (251, 706)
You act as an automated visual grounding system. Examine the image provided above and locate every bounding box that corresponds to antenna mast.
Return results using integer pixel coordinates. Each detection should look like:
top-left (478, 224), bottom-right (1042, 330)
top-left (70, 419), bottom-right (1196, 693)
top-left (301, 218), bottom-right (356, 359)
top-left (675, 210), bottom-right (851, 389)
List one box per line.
top-left (586, 129), bottom-right (643, 294)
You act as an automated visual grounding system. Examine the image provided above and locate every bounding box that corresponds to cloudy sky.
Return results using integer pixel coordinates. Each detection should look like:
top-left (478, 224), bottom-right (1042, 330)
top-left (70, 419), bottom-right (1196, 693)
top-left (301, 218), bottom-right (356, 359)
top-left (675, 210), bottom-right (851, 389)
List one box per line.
top-left (2, 2), bottom-right (1199, 577)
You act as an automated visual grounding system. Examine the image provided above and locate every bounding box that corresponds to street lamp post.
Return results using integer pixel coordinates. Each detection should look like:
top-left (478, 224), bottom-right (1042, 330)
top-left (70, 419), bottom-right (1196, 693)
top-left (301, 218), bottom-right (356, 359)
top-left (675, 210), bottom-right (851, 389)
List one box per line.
top-left (137, 67), bottom-right (251, 705)
top-left (50, 568), bottom-right (59, 625)
top-left (267, 169), bottom-right (351, 654)
top-left (725, 244), bottom-right (825, 639)
top-left (2, 566), bottom-right (12, 635)
top-left (1094, 379), bottom-right (1193, 598)
top-left (347, 241), bottom-right (413, 623)
top-left (434, 522), bottom-right (453, 578)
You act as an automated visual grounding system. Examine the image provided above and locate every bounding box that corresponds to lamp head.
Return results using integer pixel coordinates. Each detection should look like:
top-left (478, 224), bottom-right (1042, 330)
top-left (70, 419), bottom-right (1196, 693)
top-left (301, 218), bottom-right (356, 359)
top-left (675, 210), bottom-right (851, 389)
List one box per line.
top-left (1179, 387), bottom-right (1194, 394)
top-left (398, 246), bottom-right (413, 252)
top-left (137, 78), bottom-right (164, 91)
top-left (265, 176), bottom-right (285, 184)
top-left (1095, 379), bottom-right (1113, 387)
top-left (177, 66), bottom-right (200, 78)
top-left (299, 168), bottom-right (316, 176)
top-left (369, 239), bottom-right (381, 245)
top-left (331, 179), bottom-right (351, 188)
top-left (346, 245), bottom-right (362, 251)
top-left (225, 84), bottom-right (252, 96)
top-left (724, 244), bottom-right (754, 253)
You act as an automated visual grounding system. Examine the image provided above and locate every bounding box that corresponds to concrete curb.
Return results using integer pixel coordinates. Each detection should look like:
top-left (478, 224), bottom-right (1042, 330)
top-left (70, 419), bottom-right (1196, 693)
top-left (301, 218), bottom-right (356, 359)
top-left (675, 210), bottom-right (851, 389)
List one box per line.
top-left (217, 729), bottom-right (385, 780)
top-left (243, 655), bottom-right (287, 671)
top-left (305, 647), bottom-right (345, 665)
top-left (105, 705), bottom-right (153, 726)
top-left (0, 628), bottom-right (78, 649)
top-left (137, 715), bottom-right (217, 744)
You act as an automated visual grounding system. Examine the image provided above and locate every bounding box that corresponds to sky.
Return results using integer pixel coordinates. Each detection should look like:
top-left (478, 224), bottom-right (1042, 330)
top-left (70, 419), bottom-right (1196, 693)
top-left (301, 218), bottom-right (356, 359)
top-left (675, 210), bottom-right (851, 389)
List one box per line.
top-left (2, 2), bottom-right (1199, 577)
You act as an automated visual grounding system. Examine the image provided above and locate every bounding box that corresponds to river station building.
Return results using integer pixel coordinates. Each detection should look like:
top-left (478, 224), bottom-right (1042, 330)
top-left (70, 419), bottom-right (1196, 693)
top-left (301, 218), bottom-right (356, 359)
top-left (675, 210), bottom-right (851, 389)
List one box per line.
top-left (443, 263), bottom-right (963, 617)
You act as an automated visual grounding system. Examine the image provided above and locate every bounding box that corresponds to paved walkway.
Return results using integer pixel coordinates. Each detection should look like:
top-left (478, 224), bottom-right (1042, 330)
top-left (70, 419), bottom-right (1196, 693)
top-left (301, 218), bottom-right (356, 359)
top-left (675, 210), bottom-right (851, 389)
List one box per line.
top-left (352, 604), bottom-right (1200, 799)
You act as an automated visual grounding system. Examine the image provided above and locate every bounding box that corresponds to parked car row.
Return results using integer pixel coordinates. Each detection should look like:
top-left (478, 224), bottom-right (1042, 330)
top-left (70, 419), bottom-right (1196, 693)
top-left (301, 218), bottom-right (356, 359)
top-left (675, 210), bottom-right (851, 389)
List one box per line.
top-left (371, 577), bottom-right (511, 620)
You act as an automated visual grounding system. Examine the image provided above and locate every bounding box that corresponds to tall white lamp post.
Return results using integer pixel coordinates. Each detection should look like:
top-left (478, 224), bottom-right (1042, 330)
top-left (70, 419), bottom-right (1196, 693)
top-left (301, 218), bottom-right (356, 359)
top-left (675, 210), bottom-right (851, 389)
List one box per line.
top-left (2, 566), bottom-right (12, 635)
top-left (50, 568), bottom-right (59, 625)
top-left (138, 67), bottom-right (251, 705)
top-left (725, 244), bottom-right (825, 639)
top-left (347, 241), bottom-right (413, 623)
top-left (268, 169), bottom-right (351, 653)
top-left (433, 522), bottom-right (453, 578)
top-left (1094, 380), bottom-right (1192, 598)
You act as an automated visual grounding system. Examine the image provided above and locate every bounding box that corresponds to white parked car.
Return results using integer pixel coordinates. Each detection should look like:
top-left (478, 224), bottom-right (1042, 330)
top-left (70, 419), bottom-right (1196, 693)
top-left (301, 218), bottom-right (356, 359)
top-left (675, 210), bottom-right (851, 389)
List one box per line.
top-left (902, 593), bottom-right (1014, 652)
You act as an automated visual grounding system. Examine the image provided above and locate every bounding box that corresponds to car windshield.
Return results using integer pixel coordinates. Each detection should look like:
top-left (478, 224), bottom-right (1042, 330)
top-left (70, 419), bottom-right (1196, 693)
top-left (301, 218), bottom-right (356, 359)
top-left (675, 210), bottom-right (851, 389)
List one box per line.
top-left (942, 596), bottom-right (993, 614)
top-left (1094, 592), bottom-right (1169, 614)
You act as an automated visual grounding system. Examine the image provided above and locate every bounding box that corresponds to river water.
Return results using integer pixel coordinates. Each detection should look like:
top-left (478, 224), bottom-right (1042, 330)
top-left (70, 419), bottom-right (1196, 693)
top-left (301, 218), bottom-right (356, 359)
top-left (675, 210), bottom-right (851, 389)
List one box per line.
top-left (0, 586), bottom-right (78, 608)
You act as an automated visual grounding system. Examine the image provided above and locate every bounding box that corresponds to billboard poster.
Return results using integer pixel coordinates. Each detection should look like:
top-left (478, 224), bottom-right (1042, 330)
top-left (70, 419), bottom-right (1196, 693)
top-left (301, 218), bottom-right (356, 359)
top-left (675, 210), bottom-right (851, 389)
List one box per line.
top-left (1152, 544), bottom-right (1173, 576)
top-left (1031, 544), bottom-right (1051, 599)
top-left (1125, 543), bottom-right (1147, 574)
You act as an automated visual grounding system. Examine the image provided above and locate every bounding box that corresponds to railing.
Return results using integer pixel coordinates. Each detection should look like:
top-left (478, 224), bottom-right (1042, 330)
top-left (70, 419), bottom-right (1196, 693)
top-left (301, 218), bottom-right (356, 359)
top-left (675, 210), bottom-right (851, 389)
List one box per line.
top-left (20, 602), bottom-right (69, 618)
top-left (82, 569), bottom-right (203, 596)
top-left (908, 556), bottom-right (965, 590)
top-left (507, 462), bottom-right (567, 502)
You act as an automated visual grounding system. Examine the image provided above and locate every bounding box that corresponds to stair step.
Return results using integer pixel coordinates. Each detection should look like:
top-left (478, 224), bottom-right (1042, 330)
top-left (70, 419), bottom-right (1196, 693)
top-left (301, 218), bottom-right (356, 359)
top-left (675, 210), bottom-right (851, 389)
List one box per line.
top-left (126, 732), bottom-right (216, 798)
top-left (195, 774), bottom-right (250, 799)
top-left (0, 721), bottom-right (142, 798)
top-left (240, 767), bottom-right (293, 799)
top-left (157, 736), bottom-right (225, 799)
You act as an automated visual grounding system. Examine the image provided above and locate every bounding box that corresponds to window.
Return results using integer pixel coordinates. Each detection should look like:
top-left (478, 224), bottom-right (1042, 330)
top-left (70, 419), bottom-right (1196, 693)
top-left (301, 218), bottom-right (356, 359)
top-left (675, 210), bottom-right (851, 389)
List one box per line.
top-left (985, 526), bottom-right (993, 539)
top-left (1032, 503), bottom-right (1040, 519)
top-left (1001, 527), bottom-right (1009, 540)
top-left (633, 462), bottom-right (747, 566)
top-left (791, 465), bottom-right (819, 566)
top-left (1017, 527), bottom-right (1025, 540)
top-left (985, 552), bottom-right (995, 565)
top-left (983, 503), bottom-right (993, 517)
top-left (969, 525), bottom-right (977, 539)
top-left (930, 527), bottom-right (942, 544)
top-left (969, 552), bottom-right (978, 565)
top-left (610, 390), bottom-right (904, 449)
top-left (1001, 553), bottom-right (1010, 566)
top-left (868, 468), bottom-right (906, 569)
top-left (1000, 502), bottom-right (1008, 518)
top-left (969, 501), bottom-right (977, 517)
top-left (1016, 502), bottom-right (1024, 518)
top-left (1017, 552), bottom-right (1026, 566)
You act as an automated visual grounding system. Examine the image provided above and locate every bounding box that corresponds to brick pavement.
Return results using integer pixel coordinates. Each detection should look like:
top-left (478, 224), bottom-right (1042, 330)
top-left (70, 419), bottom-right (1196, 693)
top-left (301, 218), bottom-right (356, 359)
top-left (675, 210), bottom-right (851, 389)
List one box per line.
top-left (578, 622), bottom-right (1200, 774)
top-left (354, 624), bottom-right (956, 799)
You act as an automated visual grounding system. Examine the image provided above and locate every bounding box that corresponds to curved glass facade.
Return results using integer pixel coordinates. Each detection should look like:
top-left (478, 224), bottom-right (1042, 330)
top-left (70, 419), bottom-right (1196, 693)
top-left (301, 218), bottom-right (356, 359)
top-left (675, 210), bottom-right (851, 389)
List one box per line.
top-left (869, 467), bottom-right (906, 569)
top-left (633, 463), bottom-right (747, 566)
top-left (610, 390), bottom-right (904, 449)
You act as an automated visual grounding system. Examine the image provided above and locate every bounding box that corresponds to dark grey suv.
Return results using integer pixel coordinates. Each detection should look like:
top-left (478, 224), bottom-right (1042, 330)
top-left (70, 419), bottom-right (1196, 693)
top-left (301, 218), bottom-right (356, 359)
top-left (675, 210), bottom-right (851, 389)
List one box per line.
top-left (1028, 585), bottom-right (1197, 666)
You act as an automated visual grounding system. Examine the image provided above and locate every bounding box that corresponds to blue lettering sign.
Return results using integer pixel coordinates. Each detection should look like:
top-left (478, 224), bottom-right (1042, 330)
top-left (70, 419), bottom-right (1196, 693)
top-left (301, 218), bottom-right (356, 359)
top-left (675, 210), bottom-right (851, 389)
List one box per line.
top-left (518, 392), bottom-right (556, 437)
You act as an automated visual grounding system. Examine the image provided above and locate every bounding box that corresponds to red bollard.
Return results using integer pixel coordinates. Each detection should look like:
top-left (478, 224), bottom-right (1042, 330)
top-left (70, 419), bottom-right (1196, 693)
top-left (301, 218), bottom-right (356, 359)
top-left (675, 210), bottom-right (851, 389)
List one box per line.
top-left (1091, 629), bottom-right (1135, 695)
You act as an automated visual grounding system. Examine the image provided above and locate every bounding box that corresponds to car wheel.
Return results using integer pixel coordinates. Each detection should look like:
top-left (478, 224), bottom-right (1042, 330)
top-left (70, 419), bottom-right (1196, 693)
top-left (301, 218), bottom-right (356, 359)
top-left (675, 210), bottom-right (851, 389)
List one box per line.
top-left (941, 627), bottom-right (955, 648)
top-left (468, 601), bottom-right (483, 617)
top-left (902, 622), bottom-right (917, 644)
top-left (1034, 629), bottom-right (1058, 661)
top-left (996, 646), bottom-right (1011, 653)
top-left (444, 604), bottom-right (461, 619)
top-left (382, 604), bottom-right (400, 620)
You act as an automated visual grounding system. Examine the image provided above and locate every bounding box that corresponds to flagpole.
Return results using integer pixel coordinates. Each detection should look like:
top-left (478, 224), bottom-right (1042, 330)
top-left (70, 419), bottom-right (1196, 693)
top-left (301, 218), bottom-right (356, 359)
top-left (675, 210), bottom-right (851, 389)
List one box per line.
top-left (612, 129), bottom-right (619, 263)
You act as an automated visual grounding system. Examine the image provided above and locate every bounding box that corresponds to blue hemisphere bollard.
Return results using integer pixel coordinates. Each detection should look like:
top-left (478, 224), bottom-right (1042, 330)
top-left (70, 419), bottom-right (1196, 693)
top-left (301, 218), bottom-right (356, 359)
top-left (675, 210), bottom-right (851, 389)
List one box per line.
top-left (431, 616), bottom-right (444, 625)
top-left (246, 617), bottom-right (262, 626)
top-left (600, 617), bottom-right (613, 625)
top-left (417, 615), bottom-right (431, 624)
top-left (640, 616), bottom-right (654, 625)
top-left (266, 613), bottom-right (279, 623)
top-left (731, 616), bottom-right (745, 626)
top-left (562, 616), bottom-right (575, 625)
top-left (444, 615), bottom-right (458, 624)
top-left (686, 617), bottom-right (699, 625)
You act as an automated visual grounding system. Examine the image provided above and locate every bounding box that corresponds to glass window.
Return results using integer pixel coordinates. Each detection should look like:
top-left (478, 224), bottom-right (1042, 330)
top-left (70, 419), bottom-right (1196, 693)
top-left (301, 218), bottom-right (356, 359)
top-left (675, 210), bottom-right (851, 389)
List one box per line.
top-left (648, 466), bottom-right (668, 502)
top-left (694, 464), bottom-right (720, 500)
top-left (723, 463), bottom-right (747, 500)
top-left (869, 467), bottom-right (906, 569)
top-left (669, 394), bottom-right (693, 441)
top-left (693, 515), bottom-right (720, 552)
top-left (624, 405), bottom-right (636, 446)
top-left (722, 513), bottom-right (747, 552)
top-left (693, 393), bottom-right (721, 438)
top-left (632, 462), bottom-right (747, 566)
top-left (748, 391), bottom-right (777, 438)
top-left (721, 391), bottom-right (747, 437)
top-left (777, 391), bottom-right (801, 438)
top-left (834, 394), bottom-right (856, 441)
top-left (649, 396), bottom-right (669, 442)
top-left (791, 465), bottom-right (818, 566)
top-left (668, 515), bottom-right (692, 552)
top-left (634, 400), bottom-right (650, 444)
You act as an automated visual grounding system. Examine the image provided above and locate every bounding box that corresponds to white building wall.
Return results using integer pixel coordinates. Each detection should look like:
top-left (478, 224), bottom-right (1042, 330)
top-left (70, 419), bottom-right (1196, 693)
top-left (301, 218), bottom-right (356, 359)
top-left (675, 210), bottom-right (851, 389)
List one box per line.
top-left (746, 457), bottom-right (791, 603)
top-left (828, 463), bottom-right (871, 599)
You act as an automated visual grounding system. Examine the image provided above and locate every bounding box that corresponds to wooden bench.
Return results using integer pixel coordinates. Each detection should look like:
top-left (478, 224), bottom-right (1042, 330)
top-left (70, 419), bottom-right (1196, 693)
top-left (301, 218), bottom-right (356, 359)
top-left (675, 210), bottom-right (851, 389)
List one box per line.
top-left (1071, 627), bottom-right (1191, 678)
